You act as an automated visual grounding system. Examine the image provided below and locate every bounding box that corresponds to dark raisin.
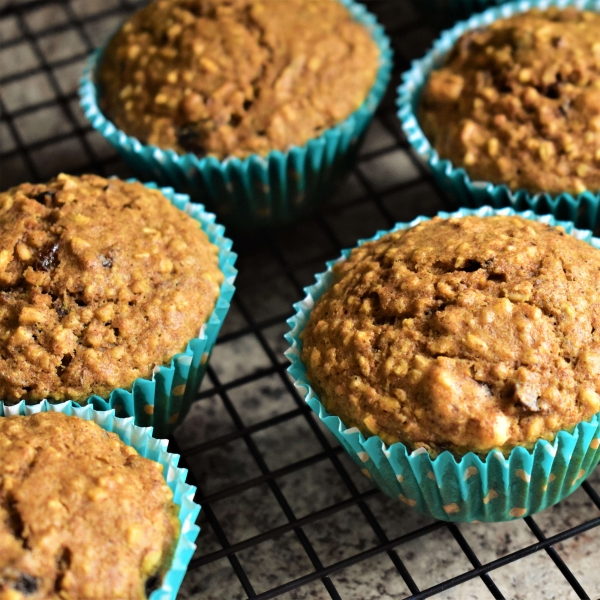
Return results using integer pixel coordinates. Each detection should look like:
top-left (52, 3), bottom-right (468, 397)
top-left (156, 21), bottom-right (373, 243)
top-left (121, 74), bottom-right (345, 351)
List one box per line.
top-left (145, 575), bottom-right (161, 598)
top-left (543, 84), bottom-right (560, 99)
top-left (559, 98), bottom-right (572, 117)
top-left (101, 253), bottom-right (113, 268)
top-left (56, 303), bottom-right (69, 319)
top-left (176, 124), bottom-right (206, 156)
top-left (35, 242), bottom-right (59, 272)
top-left (14, 574), bottom-right (38, 595)
top-left (33, 190), bottom-right (56, 206)
top-left (243, 99), bottom-right (253, 110)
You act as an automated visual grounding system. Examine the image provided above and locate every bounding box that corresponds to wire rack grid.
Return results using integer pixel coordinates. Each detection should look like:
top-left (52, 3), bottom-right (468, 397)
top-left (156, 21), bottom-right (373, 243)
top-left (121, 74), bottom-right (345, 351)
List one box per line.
top-left (2, 0), bottom-right (600, 598)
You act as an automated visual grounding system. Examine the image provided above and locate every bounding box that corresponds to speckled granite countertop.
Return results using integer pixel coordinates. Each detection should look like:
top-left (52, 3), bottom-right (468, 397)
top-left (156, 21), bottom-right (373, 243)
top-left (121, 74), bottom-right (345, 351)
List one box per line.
top-left (2, 0), bottom-right (600, 598)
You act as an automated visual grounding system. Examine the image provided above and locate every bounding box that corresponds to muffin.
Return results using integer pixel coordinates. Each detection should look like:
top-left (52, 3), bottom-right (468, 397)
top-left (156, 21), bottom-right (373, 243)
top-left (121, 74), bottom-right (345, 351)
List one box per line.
top-left (98, 0), bottom-right (380, 159)
top-left (81, 0), bottom-right (391, 229)
top-left (0, 173), bottom-right (223, 405)
top-left (300, 215), bottom-right (600, 456)
top-left (418, 7), bottom-right (600, 196)
top-left (288, 209), bottom-right (600, 521)
top-left (0, 411), bottom-right (179, 599)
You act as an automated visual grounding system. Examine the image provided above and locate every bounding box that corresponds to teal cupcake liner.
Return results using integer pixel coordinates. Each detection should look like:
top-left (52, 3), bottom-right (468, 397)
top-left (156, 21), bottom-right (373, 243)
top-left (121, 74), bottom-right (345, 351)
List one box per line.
top-left (3, 180), bottom-right (237, 438)
top-left (79, 0), bottom-right (393, 231)
top-left (398, 0), bottom-right (600, 229)
top-left (0, 399), bottom-right (200, 600)
top-left (285, 206), bottom-right (600, 522)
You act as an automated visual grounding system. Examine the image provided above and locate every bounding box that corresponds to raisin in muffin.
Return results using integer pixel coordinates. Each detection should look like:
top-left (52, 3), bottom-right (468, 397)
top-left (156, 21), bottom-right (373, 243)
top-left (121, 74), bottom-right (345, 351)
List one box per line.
top-left (301, 215), bottom-right (600, 455)
top-left (419, 7), bottom-right (600, 195)
top-left (0, 173), bottom-right (223, 404)
top-left (0, 411), bottom-right (179, 599)
top-left (98, 0), bottom-right (380, 158)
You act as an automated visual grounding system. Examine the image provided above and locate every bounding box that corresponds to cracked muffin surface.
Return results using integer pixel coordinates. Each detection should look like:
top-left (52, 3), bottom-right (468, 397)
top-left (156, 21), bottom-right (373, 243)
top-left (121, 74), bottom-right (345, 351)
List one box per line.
top-left (301, 216), bottom-right (600, 455)
top-left (419, 7), bottom-right (600, 195)
top-left (0, 173), bottom-right (223, 404)
top-left (98, 0), bottom-right (380, 158)
top-left (0, 411), bottom-right (179, 600)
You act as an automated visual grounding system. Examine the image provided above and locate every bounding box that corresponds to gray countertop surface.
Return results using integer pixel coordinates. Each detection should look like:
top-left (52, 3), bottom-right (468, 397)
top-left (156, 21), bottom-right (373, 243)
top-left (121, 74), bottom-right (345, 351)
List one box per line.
top-left (2, 0), bottom-right (600, 598)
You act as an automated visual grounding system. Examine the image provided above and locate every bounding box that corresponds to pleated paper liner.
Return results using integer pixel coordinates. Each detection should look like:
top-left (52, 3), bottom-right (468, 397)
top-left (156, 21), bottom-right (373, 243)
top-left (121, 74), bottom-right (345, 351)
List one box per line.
top-left (397, 0), bottom-right (600, 230)
top-left (0, 400), bottom-right (200, 600)
top-left (79, 0), bottom-right (393, 231)
top-left (285, 206), bottom-right (600, 522)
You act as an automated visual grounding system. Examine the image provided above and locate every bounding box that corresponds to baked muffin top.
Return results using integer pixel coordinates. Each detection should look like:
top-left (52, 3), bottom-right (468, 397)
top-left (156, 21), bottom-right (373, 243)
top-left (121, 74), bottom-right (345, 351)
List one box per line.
top-left (301, 216), bottom-right (600, 455)
top-left (98, 0), bottom-right (380, 159)
top-left (0, 411), bottom-right (179, 600)
top-left (419, 7), bottom-right (600, 195)
top-left (0, 174), bottom-right (223, 404)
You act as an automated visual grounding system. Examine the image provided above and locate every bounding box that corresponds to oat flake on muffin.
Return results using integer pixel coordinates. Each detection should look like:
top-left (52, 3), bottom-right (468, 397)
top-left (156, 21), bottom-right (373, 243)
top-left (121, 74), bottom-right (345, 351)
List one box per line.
top-left (0, 173), bottom-right (223, 404)
top-left (98, 0), bottom-right (380, 159)
top-left (301, 215), bottom-right (600, 455)
top-left (419, 7), bottom-right (600, 195)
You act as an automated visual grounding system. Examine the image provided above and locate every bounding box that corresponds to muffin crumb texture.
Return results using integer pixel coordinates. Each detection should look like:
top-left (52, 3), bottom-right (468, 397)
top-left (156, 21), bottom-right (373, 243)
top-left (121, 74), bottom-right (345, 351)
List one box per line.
top-left (98, 0), bottom-right (380, 158)
top-left (0, 412), bottom-right (179, 599)
top-left (419, 7), bottom-right (600, 195)
top-left (0, 173), bottom-right (223, 404)
top-left (301, 216), bottom-right (600, 454)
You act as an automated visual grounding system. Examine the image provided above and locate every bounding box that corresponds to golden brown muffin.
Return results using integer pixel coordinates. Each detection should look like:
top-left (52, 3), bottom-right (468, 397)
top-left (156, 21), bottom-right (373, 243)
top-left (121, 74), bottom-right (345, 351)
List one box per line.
top-left (419, 7), bottom-right (600, 195)
top-left (0, 411), bottom-right (179, 600)
top-left (301, 216), bottom-right (600, 455)
top-left (98, 0), bottom-right (380, 159)
top-left (0, 173), bottom-right (223, 404)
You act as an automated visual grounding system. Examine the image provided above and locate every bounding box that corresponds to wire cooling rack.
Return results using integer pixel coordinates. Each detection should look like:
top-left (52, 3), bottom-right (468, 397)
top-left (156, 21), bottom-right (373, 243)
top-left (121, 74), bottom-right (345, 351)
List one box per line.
top-left (2, 0), bottom-right (600, 598)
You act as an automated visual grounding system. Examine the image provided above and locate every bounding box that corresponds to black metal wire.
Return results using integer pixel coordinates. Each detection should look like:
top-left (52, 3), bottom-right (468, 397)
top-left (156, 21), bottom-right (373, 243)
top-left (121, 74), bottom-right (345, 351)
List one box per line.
top-left (406, 516), bottom-right (600, 600)
top-left (14, 10), bottom-right (100, 172)
top-left (445, 523), bottom-right (506, 599)
top-left (2, 1), bottom-right (600, 598)
top-left (168, 420), bottom-right (260, 597)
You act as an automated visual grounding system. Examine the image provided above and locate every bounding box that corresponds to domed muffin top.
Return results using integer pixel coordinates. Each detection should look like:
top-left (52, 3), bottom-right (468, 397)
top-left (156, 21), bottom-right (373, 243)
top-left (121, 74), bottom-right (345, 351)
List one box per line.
top-left (98, 0), bottom-right (380, 158)
top-left (0, 411), bottom-right (179, 599)
top-left (301, 215), bottom-right (600, 454)
top-left (419, 7), bottom-right (600, 195)
top-left (0, 174), bottom-right (222, 404)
